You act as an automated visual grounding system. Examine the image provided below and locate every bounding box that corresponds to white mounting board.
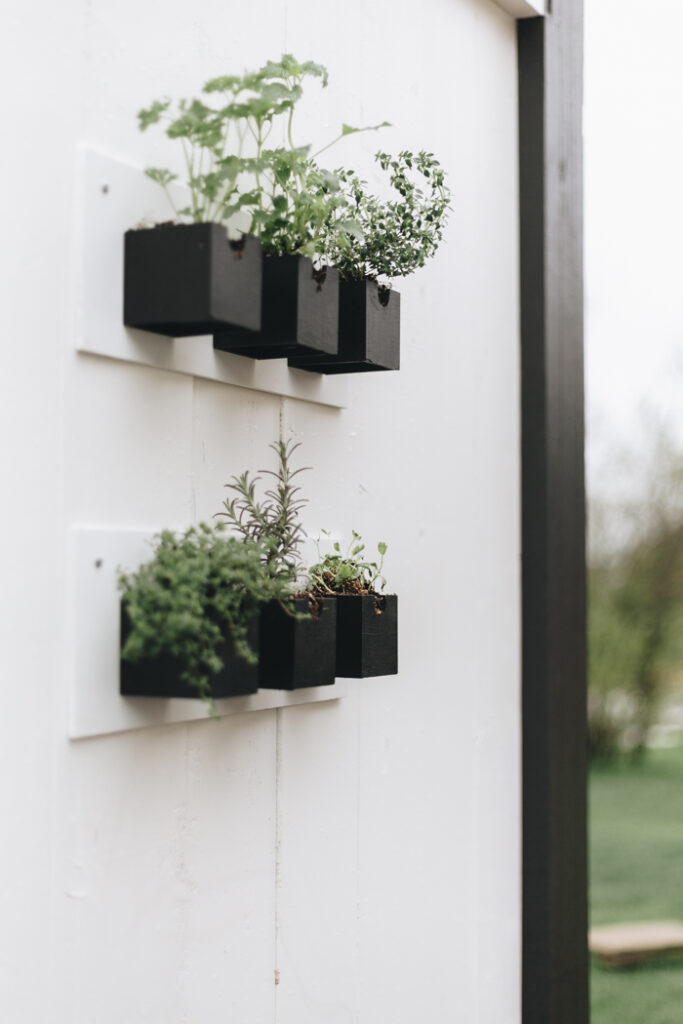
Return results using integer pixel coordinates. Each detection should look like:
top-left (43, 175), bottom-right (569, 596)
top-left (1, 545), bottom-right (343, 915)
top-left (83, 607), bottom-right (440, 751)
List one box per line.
top-left (68, 526), bottom-right (348, 739)
top-left (491, 0), bottom-right (546, 17)
top-left (75, 146), bottom-right (348, 409)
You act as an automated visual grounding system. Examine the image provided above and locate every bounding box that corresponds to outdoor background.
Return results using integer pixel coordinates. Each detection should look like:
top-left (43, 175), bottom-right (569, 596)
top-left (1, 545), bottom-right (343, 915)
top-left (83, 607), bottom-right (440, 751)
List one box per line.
top-left (586, 2), bottom-right (683, 1021)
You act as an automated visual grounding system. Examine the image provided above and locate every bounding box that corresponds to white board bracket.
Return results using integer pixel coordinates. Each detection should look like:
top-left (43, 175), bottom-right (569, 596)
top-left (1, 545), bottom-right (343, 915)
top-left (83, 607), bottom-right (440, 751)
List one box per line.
top-left (68, 525), bottom-right (348, 739)
top-left (75, 146), bottom-right (348, 409)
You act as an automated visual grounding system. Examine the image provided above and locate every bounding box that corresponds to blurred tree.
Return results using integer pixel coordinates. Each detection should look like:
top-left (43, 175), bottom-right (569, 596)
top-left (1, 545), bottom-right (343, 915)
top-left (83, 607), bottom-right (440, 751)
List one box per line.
top-left (587, 418), bottom-right (683, 759)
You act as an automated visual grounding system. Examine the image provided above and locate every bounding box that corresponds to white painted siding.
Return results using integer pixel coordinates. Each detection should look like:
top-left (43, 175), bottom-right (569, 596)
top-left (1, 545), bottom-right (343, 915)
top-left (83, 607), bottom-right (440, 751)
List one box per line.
top-left (0, 0), bottom-right (521, 1020)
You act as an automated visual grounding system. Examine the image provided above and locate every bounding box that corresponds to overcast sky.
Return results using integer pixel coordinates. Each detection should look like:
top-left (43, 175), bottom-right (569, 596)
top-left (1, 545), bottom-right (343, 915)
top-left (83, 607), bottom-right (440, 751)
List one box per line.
top-left (585, 0), bottom-right (683, 492)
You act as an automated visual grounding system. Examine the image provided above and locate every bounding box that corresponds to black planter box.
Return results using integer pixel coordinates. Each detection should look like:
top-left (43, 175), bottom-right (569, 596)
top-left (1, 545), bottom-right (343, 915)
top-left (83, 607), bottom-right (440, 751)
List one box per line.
top-left (257, 597), bottom-right (337, 690)
top-left (335, 594), bottom-right (398, 678)
top-left (213, 256), bottom-right (339, 360)
top-left (124, 223), bottom-right (262, 336)
top-left (288, 279), bottom-right (400, 374)
top-left (120, 604), bottom-right (259, 699)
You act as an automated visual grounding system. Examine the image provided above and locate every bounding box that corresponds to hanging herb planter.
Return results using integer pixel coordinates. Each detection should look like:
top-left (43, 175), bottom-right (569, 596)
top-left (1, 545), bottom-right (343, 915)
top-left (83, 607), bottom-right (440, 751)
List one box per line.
top-left (124, 224), bottom-right (262, 336)
top-left (120, 606), bottom-right (260, 699)
top-left (118, 525), bottom-right (290, 705)
top-left (288, 151), bottom-right (448, 374)
top-left (307, 531), bottom-right (398, 677)
top-left (288, 279), bottom-right (400, 374)
top-left (257, 596), bottom-right (337, 690)
top-left (217, 441), bottom-right (339, 689)
top-left (334, 593), bottom-right (398, 677)
top-left (213, 256), bottom-right (339, 360)
top-left (115, 439), bottom-right (399, 713)
top-left (131, 60), bottom-right (449, 376)
top-left (130, 58), bottom-right (370, 359)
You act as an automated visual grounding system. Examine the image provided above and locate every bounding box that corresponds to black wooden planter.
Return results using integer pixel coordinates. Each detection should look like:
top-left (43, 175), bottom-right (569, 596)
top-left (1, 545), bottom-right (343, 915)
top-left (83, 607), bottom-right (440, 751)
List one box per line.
top-left (335, 594), bottom-right (398, 678)
top-left (258, 597), bottom-right (337, 690)
top-left (124, 223), bottom-right (262, 336)
top-left (213, 256), bottom-right (339, 360)
top-left (120, 605), bottom-right (259, 699)
top-left (288, 279), bottom-right (400, 374)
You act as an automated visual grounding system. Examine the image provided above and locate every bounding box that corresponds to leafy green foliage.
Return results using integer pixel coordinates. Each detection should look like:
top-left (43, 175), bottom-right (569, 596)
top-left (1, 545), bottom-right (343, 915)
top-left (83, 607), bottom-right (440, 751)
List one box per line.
top-left (138, 57), bottom-right (450, 276)
top-left (588, 418), bottom-right (683, 759)
top-left (138, 55), bottom-right (329, 235)
top-left (137, 55), bottom-right (388, 260)
top-left (320, 150), bottom-right (451, 281)
top-left (119, 523), bottom-right (288, 700)
top-left (216, 440), bottom-right (309, 584)
top-left (588, 566), bottom-right (650, 758)
top-left (588, 520), bottom-right (683, 759)
top-left (252, 152), bottom-right (350, 260)
top-left (308, 530), bottom-right (388, 595)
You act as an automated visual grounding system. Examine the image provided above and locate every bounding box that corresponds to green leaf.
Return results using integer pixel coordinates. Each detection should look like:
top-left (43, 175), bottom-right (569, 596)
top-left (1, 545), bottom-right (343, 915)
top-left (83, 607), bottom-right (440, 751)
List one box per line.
top-left (259, 56), bottom-right (328, 87)
top-left (319, 169), bottom-right (341, 191)
top-left (341, 120), bottom-right (392, 137)
top-left (260, 82), bottom-right (300, 105)
top-left (138, 100), bottom-right (169, 131)
top-left (145, 167), bottom-right (177, 187)
top-left (337, 218), bottom-right (364, 241)
top-left (299, 60), bottom-right (329, 86)
top-left (236, 190), bottom-right (261, 207)
top-left (218, 155), bottom-right (244, 179)
top-left (240, 95), bottom-right (278, 119)
top-left (203, 75), bottom-right (242, 94)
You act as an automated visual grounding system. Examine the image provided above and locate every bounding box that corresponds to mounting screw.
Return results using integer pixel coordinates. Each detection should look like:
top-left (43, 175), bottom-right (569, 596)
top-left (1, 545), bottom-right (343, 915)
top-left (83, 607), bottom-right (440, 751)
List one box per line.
top-left (101, 184), bottom-right (109, 195)
top-left (94, 559), bottom-right (103, 569)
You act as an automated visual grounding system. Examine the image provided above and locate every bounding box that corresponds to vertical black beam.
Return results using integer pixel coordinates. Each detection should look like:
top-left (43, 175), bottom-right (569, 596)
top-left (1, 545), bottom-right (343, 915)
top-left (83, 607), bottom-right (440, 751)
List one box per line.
top-left (518, 4), bottom-right (587, 1024)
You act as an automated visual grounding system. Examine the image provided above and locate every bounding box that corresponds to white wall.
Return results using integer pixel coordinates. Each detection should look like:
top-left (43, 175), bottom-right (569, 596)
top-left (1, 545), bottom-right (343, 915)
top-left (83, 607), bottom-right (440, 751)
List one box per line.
top-left (1, 0), bottom-right (521, 1021)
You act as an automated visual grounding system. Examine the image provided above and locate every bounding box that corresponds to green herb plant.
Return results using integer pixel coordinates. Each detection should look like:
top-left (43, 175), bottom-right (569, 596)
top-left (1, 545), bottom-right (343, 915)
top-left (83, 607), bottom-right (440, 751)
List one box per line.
top-left (321, 150), bottom-right (451, 282)
top-left (215, 439), bottom-right (309, 586)
top-left (308, 530), bottom-right (388, 596)
top-left (119, 523), bottom-right (288, 703)
top-left (138, 54), bottom-right (388, 261)
top-left (138, 56), bottom-right (327, 230)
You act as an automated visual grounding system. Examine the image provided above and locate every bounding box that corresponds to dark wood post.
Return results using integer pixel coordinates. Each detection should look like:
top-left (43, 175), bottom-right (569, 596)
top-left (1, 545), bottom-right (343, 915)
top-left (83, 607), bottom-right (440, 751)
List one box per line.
top-left (518, 4), bottom-right (587, 1022)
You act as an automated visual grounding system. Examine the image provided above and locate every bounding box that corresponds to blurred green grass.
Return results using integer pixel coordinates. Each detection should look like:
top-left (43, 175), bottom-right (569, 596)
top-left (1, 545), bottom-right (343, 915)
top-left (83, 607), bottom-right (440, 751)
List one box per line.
top-left (590, 745), bottom-right (683, 1022)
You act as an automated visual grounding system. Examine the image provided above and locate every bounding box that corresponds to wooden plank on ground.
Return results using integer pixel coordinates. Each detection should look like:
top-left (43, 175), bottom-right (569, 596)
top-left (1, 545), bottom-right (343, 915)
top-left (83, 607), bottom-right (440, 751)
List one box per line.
top-left (590, 921), bottom-right (683, 967)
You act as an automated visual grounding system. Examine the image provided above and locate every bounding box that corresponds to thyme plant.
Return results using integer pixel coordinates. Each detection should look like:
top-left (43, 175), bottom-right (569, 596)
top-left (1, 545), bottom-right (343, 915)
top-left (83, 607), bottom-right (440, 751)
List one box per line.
top-left (216, 440), bottom-right (309, 585)
top-left (308, 530), bottom-right (388, 595)
top-left (321, 150), bottom-right (451, 281)
top-left (119, 523), bottom-right (288, 700)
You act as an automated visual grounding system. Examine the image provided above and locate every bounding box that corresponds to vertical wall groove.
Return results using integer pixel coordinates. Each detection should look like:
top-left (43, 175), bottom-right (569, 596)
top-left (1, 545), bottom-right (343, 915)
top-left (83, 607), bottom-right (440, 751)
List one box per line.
top-left (274, 706), bottom-right (283, 1024)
